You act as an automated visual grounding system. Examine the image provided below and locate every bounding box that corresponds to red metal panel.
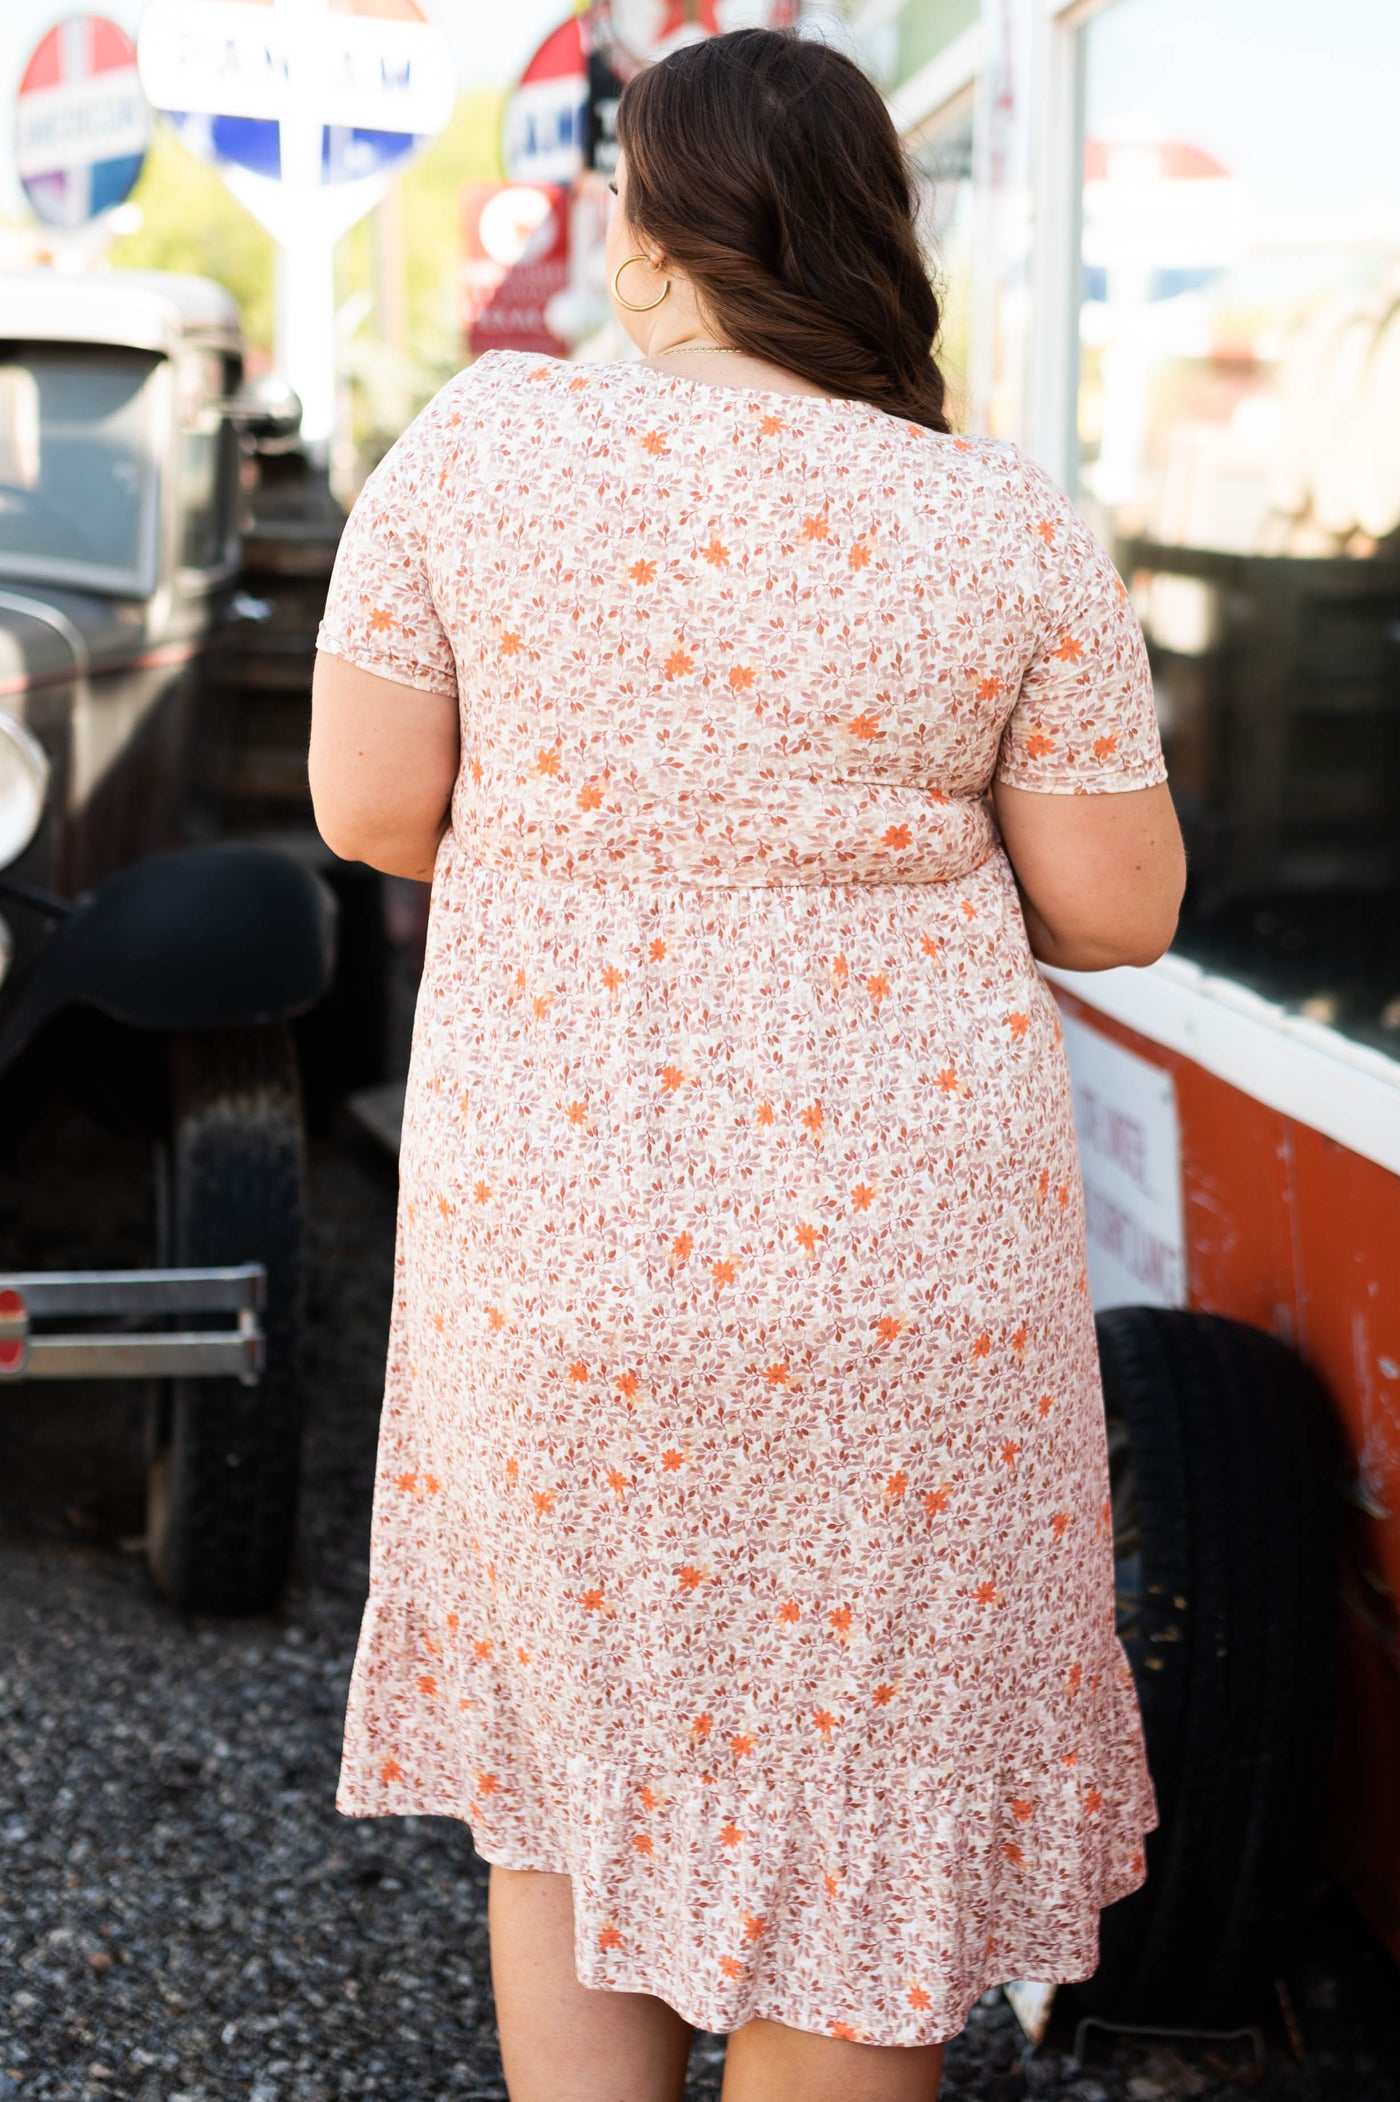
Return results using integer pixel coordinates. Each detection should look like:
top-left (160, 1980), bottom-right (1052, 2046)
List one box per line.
top-left (1053, 986), bottom-right (1400, 1968)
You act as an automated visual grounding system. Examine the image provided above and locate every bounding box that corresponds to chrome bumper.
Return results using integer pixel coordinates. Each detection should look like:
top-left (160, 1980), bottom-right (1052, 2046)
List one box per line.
top-left (0, 1266), bottom-right (265, 1383)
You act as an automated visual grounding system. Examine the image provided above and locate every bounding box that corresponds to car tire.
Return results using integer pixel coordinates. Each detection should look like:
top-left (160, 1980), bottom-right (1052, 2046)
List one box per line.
top-left (145, 1023), bottom-right (307, 1616)
top-left (1072, 1306), bottom-right (1342, 2024)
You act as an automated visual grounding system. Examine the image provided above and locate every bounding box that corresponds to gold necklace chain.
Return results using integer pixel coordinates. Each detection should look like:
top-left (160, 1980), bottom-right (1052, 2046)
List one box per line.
top-left (655, 342), bottom-right (747, 356)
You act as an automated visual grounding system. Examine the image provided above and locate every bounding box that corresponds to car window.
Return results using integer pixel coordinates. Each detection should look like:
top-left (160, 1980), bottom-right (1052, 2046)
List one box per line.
top-left (0, 344), bottom-right (161, 592)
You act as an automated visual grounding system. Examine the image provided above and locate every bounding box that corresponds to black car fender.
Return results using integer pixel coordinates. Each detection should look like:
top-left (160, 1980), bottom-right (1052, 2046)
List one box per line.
top-left (0, 846), bottom-right (337, 1075)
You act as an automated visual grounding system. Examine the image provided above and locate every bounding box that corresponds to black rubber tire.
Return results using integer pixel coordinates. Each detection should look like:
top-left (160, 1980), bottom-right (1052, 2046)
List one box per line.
top-left (1074, 1306), bottom-right (1342, 2024)
top-left (145, 1024), bottom-right (307, 1616)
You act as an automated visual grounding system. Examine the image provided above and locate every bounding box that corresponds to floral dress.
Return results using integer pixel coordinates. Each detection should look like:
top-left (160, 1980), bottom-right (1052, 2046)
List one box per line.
top-left (317, 348), bottom-right (1165, 2047)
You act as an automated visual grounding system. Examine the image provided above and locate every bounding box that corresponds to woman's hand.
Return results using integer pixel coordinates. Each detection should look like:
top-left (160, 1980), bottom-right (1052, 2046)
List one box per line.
top-left (990, 779), bottom-right (1186, 972)
top-left (309, 653), bottom-right (460, 882)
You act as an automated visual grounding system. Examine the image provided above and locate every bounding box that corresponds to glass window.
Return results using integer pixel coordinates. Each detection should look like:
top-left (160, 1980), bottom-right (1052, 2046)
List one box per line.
top-left (911, 102), bottom-right (975, 429)
top-left (0, 345), bottom-right (161, 593)
top-left (177, 350), bottom-right (240, 574)
top-left (1076, 0), bottom-right (1400, 1049)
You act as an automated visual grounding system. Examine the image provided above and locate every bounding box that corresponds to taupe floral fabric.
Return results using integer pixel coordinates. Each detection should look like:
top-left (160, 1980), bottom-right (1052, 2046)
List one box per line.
top-left (318, 349), bottom-right (1164, 2045)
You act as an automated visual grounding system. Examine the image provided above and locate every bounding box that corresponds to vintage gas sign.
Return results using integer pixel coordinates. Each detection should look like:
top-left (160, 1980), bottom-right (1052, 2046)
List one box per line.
top-left (15, 15), bottom-right (150, 230)
top-left (461, 180), bottom-right (570, 359)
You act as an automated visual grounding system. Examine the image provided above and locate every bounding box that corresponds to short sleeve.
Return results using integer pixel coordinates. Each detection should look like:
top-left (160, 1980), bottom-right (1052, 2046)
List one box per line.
top-left (316, 377), bottom-right (462, 696)
top-left (995, 459), bottom-right (1167, 794)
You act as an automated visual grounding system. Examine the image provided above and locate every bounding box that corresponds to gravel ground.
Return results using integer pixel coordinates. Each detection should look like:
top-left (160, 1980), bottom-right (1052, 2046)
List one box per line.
top-left (2, 1063), bottom-right (1399, 2102)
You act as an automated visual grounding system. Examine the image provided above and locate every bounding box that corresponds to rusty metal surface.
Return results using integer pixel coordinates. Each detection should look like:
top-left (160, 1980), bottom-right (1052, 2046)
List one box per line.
top-left (1055, 988), bottom-right (1400, 1974)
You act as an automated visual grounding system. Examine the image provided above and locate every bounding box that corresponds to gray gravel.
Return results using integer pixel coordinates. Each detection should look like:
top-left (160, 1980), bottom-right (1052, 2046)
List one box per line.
top-left (2, 1080), bottom-right (1399, 2102)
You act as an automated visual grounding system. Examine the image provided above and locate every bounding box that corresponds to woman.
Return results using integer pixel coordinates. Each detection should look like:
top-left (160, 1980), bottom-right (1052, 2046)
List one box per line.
top-left (310, 27), bottom-right (1183, 2102)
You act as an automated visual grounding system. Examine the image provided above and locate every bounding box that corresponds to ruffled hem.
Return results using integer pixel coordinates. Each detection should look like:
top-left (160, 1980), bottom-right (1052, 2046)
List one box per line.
top-left (338, 1596), bottom-right (1159, 2046)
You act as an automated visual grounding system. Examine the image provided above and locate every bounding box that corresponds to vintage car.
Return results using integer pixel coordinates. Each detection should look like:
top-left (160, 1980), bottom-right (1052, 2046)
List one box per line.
top-left (0, 269), bottom-right (337, 1617)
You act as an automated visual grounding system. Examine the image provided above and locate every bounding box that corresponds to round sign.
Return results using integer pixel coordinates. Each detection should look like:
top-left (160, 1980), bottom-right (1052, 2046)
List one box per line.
top-left (16, 15), bottom-right (150, 229)
top-left (502, 17), bottom-right (589, 187)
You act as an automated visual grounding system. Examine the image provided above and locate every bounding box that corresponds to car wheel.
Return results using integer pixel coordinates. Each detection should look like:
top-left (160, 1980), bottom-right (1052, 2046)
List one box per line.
top-left (145, 1023), bottom-right (307, 1615)
top-left (1072, 1306), bottom-right (1341, 2023)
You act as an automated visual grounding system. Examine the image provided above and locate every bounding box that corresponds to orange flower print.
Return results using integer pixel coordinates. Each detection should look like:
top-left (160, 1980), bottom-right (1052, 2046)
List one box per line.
top-left (1038, 1392), bottom-right (1055, 1418)
top-left (731, 1732), bottom-right (755, 1758)
top-left (800, 513), bottom-right (830, 541)
top-left (485, 1307), bottom-right (507, 1334)
top-left (664, 647), bottom-right (694, 680)
top-left (778, 1600), bottom-right (801, 1624)
top-left (531, 1487), bottom-right (556, 1517)
top-left (1011, 1325), bottom-right (1028, 1358)
top-left (1025, 730), bottom-right (1057, 758)
top-left (533, 747), bottom-right (562, 778)
top-left (795, 1222), bottom-right (823, 1255)
top-left (579, 1588), bottom-right (607, 1614)
top-left (756, 411), bottom-right (786, 437)
top-left (1011, 1798), bottom-right (1034, 1821)
top-left (865, 972), bottom-right (890, 1004)
top-left (828, 1604), bottom-right (853, 1643)
top-left (499, 629), bottom-right (523, 656)
top-left (756, 1101), bottom-right (776, 1127)
top-left (719, 1954), bottom-right (744, 1980)
top-left (368, 605), bottom-right (395, 634)
top-left (936, 1067), bottom-right (962, 1095)
top-left (719, 1820), bottom-right (744, 1847)
top-left (690, 1713), bottom-right (713, 1740)
top-left (922, 1486), bottom-right (950, 1517)
top-left (648, 937), bottom-right (668, 961)
top-left (728, 663), bottom-right (756, 692)
top-left (473, 1181), bottom-right (493, 1205)
top-left (974, 1581), bottom-right (1002, 1606)
top-left (872, 1683), bottom-right (897, 1707)
top-left (629, 557), bottom-right (657, 585)
top-left (633, 1832), bottom-right (654, 1856)
top-left (616, 1371), bottom-right (640, 1403)
top-left (380, 1757), bottom-right (404, 1784)
top-left (531, 993), bottom-right (552, 1019)
top-left (1006, 1012), bottom-right (1030, 1040)
top-left (1002, 1841), bottom-right (1025, 1866)
top-left (504, 1458), bottom-right (520, 1486)
top-left (1054, 631), bottom-right (1085, 663)
top-left (671, 1231), bottom-right (693, 1261)
top-left (699, 536), bottom-right (730, 567)
top-left (977, 674), bottom-right (1005, 701)
top-left (472, 1637), bottom-right (493, 1659)
top-left (661, 1449), bottom-right (684, 1472)
top-left (875, 1316), bottom-right (904, 1345)
top-left (851, 1183), bottom-right (877, 1213)
top-left (1035, 518), bottom-right (1057, 544)
top-left (742, 1912), bottom-right (765, 1942)
top-left (711, 1258), bottom-right (738, 1287)
top-left (882, 825), bottom-right (912, 851)
top-left (830, 2022), bottom-right (860, 2041)
top-left (1051, 1511), bottom-right (1070, 1538)
top-left (607, 1467), bottom-right (631, 1499)
top-left (417, 1673), bottom-right (437, 1694)
top-left (847, 539), bottom-right (872, 571)
top-left (883, 1470), bottom-right (907, 1501)
top-left (598, 1925), bottom-right (623, 1952)
top-left (601, 964), bottom-right (626, 995)
top-left (920, 933), bottom-right (941, 960)
top-left (1084, 1787), bottom-right (1103, 1816)
top-left (566, 1100), bottom-right (589, 1127)
top-left (763, 1362), bottom-right (791, 1386)
top-left (1093, 731), bottom-right (1119, 759)
top-left (677, 1564), bottom-right (706, 1593)
top-left (1067, 1662), bottom-right (1083, 1691)
top-left (477, 1770), bottom-right (500, 1797)
top-left (660, 1065), bottom-right (686, 1093)
top-left (908, 1985), bottom-right (932, 2012)
top-left (568, 1360), bottom-right (588, 1384)
top-left (812, 1709), bottom-right (837, 1739)
top-left (640, 431), bottom-right (670, 457)
top-left (823, 1870), bottom-right (843, 1897)
top-left (800, 1101), bottom-right (825, 1136)
top-left (847, 711), bottom-right (882, 740)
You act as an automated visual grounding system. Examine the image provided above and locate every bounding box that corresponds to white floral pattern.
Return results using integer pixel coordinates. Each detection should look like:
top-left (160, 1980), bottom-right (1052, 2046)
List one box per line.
top-left (317, 349), bottom-right (1165, 2046)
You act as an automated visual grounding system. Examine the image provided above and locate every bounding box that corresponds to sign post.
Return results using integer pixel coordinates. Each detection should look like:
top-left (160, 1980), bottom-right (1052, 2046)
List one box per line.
top-left (137, 0), bottom-right (455, 457)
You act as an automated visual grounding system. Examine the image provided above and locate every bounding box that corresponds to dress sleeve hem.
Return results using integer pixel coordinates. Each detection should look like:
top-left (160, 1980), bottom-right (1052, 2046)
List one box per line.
top-left (315, 632), bottom-right (458, 699)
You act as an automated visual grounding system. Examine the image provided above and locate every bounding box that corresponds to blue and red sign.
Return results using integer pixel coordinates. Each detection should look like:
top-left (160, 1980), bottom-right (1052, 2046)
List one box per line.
top-left (15, 15), bottom-right (150, 229)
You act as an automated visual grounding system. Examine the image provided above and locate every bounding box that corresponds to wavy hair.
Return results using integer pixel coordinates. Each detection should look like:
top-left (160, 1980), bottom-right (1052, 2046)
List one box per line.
top-left (614, 27), bottom-right (950, 433)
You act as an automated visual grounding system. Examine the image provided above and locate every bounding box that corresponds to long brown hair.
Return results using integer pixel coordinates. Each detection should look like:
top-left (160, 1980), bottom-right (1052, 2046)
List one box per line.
top-left (615, 28), bottom-right (950, 434)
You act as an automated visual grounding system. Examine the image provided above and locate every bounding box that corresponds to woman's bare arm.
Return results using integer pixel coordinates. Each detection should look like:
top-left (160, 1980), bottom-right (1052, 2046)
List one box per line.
top-left (991, 779), bottom-right (1186, 972)
top-left (309, 652), bottom-right (460, 882)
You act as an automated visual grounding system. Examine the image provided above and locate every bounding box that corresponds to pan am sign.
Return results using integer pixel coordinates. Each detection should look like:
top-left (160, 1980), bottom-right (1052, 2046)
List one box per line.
top-left (16, 15), bottom-right (150, 229)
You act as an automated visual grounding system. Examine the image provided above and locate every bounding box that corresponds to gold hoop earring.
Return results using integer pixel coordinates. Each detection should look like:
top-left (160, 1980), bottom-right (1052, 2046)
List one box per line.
top-left (613, 253), bottom-right (670, 313)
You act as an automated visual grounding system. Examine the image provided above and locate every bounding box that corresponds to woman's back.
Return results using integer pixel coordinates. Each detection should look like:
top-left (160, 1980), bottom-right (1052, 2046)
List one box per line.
top-left (319, 349), bottom-right (1164, 890)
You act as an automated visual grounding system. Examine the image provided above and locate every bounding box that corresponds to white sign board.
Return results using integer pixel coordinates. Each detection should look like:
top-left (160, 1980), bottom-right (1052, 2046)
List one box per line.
top-left (136, 0), bottom-right (454, 137)
top-left (1061, 1013), bottom-right (1186, 1310)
